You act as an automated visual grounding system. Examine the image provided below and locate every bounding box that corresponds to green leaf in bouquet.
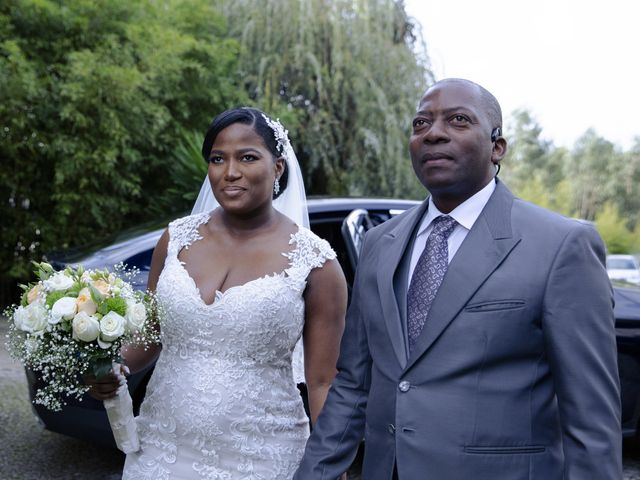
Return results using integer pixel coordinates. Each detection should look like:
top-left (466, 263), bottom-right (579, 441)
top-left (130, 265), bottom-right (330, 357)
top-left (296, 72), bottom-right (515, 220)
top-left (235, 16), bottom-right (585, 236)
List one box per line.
top-left (89, 285), bottom-right (104, 304)
top-left (45, 290), bottom-right (66, 309)
top-left (32, 261), bottom-right (54, 280)
top-left (97, 302), bottom-right (109, 316)
top-left (59, 321), bottom-right (72, 332)
top-left (20, 290), bottom-right (29, 307)
top-left (65, 281), bottom-right (84, 298)
top-left (103, 297), bottom-right (127, 317)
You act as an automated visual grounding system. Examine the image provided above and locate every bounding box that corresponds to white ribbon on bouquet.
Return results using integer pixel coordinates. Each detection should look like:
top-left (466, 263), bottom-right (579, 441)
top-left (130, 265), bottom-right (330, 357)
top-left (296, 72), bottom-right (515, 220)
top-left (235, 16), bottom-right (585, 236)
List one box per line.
top-left (103, 363), bottom-right (140, 454)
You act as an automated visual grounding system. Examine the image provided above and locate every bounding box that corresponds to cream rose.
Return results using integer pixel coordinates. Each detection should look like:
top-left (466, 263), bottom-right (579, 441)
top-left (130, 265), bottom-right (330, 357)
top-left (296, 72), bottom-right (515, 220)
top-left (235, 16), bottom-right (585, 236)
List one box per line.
top-left (72, 311), bottom-right (100, 342)
top-left (27, 284), bottom-right (43, 304)
top-left (125, 300), bottom-right (147, 333)
top-left (76, 288), bottom-right (97, 315)
top-left (50, 296), bottom-right (77, 323)
top-left (14, 302), bottom-right (48, 333)
top-left (43, 272), bottom-right (74, 292)
top-left (92, 279), bottom-right (111, 297)
top-left (100, 311), bottom-right (126, 342)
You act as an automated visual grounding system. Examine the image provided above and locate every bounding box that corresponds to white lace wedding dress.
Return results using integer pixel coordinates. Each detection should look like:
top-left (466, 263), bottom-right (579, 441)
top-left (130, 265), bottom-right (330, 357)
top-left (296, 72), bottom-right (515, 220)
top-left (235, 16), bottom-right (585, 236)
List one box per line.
top-left (122, 212), bottom-right (336, 479)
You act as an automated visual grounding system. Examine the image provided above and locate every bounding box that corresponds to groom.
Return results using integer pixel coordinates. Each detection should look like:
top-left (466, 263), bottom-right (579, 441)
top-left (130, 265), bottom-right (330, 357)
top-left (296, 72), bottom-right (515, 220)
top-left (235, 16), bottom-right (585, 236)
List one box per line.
top-left (294, 78), bottom-right (622, 479)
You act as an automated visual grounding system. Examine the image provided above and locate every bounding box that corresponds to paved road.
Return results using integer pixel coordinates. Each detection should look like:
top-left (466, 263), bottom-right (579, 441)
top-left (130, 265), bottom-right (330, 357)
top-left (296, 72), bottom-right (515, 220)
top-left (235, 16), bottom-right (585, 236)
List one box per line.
top-left (1, 318), bottom-right (640, 479)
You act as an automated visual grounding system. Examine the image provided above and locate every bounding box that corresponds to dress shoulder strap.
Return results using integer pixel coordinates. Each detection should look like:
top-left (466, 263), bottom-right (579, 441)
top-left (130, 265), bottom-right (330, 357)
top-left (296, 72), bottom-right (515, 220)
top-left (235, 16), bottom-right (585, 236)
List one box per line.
top-left (285, 227), bottom-right (336, 275)
top-left (166, 212), bottom-right (209, 256)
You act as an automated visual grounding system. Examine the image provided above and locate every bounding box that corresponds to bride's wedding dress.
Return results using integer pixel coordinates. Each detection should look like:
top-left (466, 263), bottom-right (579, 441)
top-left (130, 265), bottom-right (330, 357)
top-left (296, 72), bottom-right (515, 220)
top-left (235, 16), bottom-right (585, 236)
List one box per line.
top-left (123, 212), bottom-right (335, 479)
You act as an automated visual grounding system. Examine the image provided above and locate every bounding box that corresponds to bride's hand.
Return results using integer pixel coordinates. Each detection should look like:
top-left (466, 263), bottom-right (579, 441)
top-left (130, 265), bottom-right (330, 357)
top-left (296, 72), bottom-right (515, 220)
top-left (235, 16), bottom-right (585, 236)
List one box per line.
top-left (84, 365), bottom-right (129, 400)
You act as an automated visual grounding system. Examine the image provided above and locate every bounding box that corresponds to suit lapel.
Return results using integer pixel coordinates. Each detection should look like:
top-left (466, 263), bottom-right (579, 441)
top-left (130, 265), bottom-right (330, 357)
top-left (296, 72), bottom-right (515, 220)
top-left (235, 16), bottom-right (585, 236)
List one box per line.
top-left (405, 181), bottom-right (521, 371)
top-left (377, 200), bottom-right (429, 369)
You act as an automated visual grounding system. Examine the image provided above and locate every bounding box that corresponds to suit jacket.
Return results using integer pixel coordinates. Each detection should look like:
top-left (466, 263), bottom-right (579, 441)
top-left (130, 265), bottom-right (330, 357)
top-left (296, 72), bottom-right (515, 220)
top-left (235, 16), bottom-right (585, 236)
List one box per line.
top-left (295, 181), bottom-right (622, 480)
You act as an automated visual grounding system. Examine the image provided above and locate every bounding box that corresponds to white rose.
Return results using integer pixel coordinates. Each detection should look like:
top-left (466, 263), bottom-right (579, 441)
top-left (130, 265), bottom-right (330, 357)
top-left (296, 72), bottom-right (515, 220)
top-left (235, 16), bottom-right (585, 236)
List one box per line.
top-left (50, 296), bottom-right (78, 323)
top-left (100, 311), bottom-right (126, 342)
top-left (125, 300), bottom-right (147, 333)
top-left (14, 302), bottom-right (48, 333)
top-left (76, 288), bottom-right (97, 315)
top-left (43, 272), bottom-right (74, 292)
top-left (72, 311), bottom-right (100, 342)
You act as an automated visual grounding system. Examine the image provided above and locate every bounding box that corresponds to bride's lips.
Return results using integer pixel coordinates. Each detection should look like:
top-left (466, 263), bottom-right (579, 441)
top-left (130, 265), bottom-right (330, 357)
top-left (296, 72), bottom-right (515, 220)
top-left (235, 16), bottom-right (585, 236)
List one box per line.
top-left (221, 186), bottom-right (246, 197)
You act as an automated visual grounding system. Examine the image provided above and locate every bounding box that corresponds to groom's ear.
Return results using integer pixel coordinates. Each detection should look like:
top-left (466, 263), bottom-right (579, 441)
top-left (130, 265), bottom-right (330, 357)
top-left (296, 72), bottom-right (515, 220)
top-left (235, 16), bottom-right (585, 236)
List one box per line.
top-left (491, 136), bottom-right (507, 164)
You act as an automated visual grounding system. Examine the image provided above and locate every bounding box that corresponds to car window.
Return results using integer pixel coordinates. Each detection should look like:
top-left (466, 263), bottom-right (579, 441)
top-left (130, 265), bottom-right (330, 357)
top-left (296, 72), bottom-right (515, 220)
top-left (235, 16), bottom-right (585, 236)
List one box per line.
top-left (608, 258), bottom-right (638, 270)
top-left (123, 249), bottom-right (154, 272)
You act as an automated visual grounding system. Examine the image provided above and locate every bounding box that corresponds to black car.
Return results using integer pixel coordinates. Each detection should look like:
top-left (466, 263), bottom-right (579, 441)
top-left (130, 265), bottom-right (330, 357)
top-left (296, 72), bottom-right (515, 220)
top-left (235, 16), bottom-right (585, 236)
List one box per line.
top-left (34, 197), bottom-right (640, 447)
top-left (38, 197), bottom-right (417, 447)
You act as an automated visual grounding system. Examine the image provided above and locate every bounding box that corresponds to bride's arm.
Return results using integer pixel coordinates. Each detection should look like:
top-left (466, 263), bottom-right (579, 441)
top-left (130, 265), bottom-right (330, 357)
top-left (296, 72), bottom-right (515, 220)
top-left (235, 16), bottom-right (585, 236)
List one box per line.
top-left (119, 228), bottom-right (169, 373)
top-left (302, 258), bottom-right (347, 425)
top-left (86, 229), bottom-right (169, 400)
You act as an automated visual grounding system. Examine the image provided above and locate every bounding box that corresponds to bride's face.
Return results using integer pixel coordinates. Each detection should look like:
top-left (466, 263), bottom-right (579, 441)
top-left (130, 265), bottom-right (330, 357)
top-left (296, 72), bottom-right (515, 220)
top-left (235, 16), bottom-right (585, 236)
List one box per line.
top-left (207, 122), bottom-right (284, 215)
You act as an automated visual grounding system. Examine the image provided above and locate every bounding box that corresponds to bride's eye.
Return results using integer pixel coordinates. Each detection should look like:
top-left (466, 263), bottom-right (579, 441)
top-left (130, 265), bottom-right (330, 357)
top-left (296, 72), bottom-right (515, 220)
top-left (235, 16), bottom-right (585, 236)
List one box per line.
top-left (208, 155), bottom-right (224, 164)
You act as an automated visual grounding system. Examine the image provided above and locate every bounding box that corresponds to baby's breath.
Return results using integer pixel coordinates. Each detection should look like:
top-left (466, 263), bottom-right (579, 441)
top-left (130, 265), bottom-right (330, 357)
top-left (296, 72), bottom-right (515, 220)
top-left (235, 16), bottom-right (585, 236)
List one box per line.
top-left (4, 262), bottom-right (162, 411)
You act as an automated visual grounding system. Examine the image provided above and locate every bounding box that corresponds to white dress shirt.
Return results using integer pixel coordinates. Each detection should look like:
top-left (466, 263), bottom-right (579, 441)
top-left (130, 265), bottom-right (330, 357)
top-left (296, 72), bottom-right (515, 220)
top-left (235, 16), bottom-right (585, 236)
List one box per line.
top-left (407, 179), bottom-right (496, 284)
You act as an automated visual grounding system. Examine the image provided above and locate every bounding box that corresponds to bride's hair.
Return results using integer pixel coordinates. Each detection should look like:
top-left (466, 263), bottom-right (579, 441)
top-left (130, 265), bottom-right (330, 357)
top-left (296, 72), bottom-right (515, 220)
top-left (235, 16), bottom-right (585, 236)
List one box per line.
top-left (201, 107), bottom-right (289, 199)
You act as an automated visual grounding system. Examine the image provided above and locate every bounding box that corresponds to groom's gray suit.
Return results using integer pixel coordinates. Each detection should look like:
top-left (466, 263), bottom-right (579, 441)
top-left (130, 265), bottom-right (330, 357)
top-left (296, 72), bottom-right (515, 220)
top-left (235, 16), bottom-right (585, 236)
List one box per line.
top-left (295, 180), bottom-right (621, 479)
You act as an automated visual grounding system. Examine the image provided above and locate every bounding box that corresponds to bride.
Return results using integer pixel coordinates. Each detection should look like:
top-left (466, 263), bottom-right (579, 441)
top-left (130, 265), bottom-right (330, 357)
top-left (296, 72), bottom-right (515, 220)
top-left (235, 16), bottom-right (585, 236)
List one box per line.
top-left (87, 107), bottom-right (347, 479)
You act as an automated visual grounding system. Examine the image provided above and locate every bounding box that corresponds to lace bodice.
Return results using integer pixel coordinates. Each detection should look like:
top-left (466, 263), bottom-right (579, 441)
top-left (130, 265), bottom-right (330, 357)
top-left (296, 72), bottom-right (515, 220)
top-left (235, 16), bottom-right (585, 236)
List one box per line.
top-left (123, 212), bottom-right (336, 479)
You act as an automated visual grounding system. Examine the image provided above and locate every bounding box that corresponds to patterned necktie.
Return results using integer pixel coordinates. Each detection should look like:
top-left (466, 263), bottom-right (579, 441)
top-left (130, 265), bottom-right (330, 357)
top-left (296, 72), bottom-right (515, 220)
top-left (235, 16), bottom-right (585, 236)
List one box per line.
top-left (407, 215), bottom-right (457, 352)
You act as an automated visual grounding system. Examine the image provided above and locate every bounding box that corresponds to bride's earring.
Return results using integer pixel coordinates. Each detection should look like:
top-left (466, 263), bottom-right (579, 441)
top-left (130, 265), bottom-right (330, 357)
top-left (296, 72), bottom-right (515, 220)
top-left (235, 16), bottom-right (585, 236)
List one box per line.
top-left (273, 178), bottom-right (280, 196)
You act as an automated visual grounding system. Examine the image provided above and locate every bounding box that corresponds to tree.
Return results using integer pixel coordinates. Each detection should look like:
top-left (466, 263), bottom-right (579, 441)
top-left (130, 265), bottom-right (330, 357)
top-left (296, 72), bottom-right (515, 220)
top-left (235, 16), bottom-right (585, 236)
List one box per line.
top-left (566, 128), bottom-right (621, 221)
top-left (501, 109), bottom-right (556, 192)
top-left (613, 138), bottom-right (640, 231)
top-left (215, 0), bottom-right (432, 197)
top-left (595, 202), bottom-right (636, 254)
top-left (0, 0), bottom-right (246, 283)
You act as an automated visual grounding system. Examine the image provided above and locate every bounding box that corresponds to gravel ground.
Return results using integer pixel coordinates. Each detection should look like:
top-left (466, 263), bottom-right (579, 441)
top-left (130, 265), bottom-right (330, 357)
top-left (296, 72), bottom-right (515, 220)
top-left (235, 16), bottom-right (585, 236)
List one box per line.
top-left (0, 319), bottom-right (123, 480)
top-left (1, 317), bottom-right (640, 479)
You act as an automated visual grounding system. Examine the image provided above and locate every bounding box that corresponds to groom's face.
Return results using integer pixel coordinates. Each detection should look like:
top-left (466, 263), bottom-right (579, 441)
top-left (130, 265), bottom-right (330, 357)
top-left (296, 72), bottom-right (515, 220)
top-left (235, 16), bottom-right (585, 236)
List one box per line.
top-left (409, 80), bottom-right (497, 211)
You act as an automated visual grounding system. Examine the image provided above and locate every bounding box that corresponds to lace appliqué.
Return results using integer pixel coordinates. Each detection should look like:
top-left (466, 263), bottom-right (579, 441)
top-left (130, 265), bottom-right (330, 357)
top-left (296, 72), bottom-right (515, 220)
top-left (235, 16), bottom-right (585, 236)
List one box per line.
top-left (123, 213), bottom-right (336, 479)
top-left (286, 228), bottom-right (336, 384)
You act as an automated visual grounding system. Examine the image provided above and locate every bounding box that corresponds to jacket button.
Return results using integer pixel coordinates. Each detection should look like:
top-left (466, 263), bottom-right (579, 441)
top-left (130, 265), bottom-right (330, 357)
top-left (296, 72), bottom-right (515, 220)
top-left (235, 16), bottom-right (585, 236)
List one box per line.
top-left (398, 381), bottom-right (410, 392)
top-left (387, 424), bottom-right (396, 435)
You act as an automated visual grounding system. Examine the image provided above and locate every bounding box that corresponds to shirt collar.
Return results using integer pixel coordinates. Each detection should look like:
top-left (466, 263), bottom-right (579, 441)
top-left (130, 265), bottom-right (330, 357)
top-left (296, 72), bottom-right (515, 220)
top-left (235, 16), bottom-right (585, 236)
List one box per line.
top-left (417, 178), bottom-right (496, 237)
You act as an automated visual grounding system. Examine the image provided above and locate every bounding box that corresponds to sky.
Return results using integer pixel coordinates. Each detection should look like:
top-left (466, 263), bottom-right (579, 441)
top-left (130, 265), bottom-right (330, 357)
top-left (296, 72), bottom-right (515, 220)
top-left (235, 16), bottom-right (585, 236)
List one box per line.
top-left (404, 0), bottom-right (640, 150)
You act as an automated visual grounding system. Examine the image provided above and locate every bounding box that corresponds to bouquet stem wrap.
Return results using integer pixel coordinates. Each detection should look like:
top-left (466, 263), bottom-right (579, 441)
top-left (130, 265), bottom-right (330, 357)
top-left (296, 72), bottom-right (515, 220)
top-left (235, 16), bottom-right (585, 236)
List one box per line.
top-left (103, 364), bottom-right (140, 454)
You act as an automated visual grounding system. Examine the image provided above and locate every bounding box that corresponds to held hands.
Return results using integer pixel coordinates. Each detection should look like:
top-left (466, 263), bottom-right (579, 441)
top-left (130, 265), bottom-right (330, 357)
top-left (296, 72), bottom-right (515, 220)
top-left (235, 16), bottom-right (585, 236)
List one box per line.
top-left (84, 364), bottom-right (130, 401)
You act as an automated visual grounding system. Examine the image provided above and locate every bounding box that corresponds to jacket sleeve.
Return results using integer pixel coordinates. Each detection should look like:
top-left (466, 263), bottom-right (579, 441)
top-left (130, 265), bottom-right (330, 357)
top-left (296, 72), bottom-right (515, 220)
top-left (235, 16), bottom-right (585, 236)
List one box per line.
top-left (542, 222), bottom-right (622, 479)
top-left (293, 231), bottom-right (374, 480)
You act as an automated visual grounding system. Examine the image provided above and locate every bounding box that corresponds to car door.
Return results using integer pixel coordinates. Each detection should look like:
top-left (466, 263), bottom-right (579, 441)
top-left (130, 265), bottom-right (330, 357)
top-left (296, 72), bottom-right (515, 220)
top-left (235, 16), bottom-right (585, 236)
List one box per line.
top-left (340, 208), bottom-right (375, 274)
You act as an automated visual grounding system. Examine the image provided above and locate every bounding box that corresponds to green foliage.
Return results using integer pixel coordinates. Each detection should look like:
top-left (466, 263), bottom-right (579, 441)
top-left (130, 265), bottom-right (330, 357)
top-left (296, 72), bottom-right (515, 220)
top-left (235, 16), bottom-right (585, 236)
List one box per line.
top-left (0, 0), bottom-right (246, 284)
top-left (164, 130), bottom-right (209, 209)
top-left (45, 290), bottom-right (65, 309)
top-left (100, 296), bottom-right (127, 317)
top-left (504, 110), bottom-right (638, 254)
top-left (515, 175), bottom-right (574, 217)
top-left (595, 202), bottom-right (636, 254)
top-left (216, 0), bottom-right (431, 197)
top-left (566, 129), bottom-right (621, 221)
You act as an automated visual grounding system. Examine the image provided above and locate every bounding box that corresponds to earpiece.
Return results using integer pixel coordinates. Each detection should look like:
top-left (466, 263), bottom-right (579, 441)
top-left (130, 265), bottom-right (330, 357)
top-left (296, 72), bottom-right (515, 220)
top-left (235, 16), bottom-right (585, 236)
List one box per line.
top-left (491, 127), bottom-right (501, 142)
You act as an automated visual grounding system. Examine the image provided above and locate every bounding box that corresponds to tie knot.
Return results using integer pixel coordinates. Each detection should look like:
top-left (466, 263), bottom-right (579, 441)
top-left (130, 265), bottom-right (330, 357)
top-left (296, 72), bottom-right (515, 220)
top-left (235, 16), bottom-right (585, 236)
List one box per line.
top-left (431, 215), bottom-right (457, 238)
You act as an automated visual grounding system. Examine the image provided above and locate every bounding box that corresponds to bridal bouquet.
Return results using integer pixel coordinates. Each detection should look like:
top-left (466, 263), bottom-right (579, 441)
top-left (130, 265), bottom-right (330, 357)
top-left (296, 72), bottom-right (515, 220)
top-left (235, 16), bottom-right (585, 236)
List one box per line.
top-left (5, 262), bottom-right (161, 452)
